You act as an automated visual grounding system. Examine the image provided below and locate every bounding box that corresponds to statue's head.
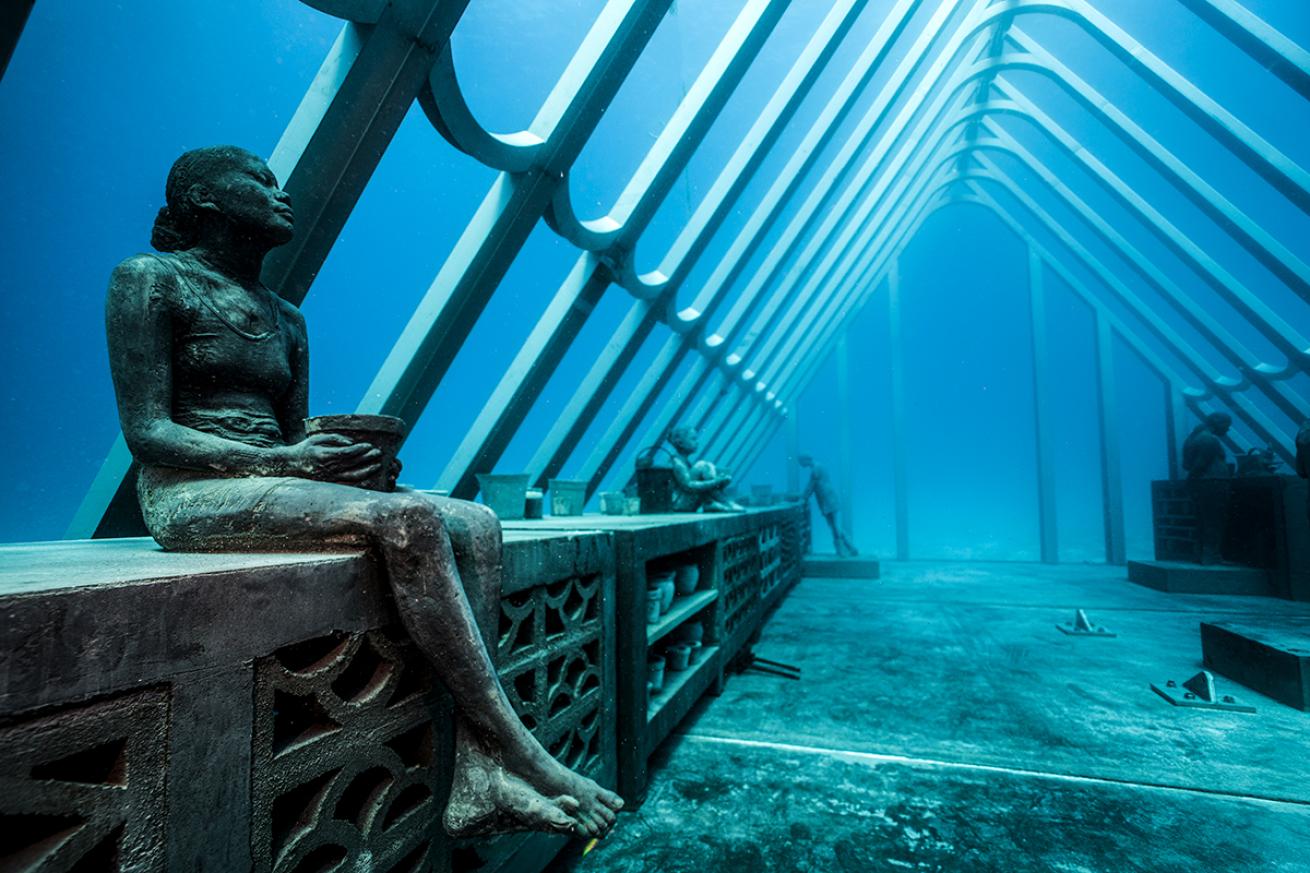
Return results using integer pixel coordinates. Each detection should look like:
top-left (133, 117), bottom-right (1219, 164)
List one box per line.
top-left (669, 425), bottom-right (700, 453)
top-left (798, 454), bottom-right (813, 467)
top-left (1204, 412), bottom-right (1232, 436)
top-left (152, 146), bottom-right (295, 253)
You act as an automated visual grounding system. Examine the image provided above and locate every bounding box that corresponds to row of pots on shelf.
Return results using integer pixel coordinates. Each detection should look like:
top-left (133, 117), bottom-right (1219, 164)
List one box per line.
top-left (646, 564), bottom-right (700, 623)
top-left (476, 473), bottom-right (642, 519)
top-left (647, 622), bottom-right (707, 698)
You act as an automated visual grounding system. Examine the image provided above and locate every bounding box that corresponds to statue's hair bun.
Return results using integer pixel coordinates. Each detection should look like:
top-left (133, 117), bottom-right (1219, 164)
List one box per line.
top-left (151, 205), bottom-right (187, 252)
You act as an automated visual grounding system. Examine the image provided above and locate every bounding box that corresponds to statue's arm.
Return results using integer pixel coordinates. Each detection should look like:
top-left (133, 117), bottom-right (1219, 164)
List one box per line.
top-left (276, 301), bottom-right (310, 445)
top-left (106, 256), bottom-right (296, 476)
top-left (672, 458), bottom-right (728, 492)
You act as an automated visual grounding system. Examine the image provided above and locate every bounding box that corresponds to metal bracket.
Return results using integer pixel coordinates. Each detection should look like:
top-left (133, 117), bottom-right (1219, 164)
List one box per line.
top-left (1056, 609), bottom-right (1115, 637)
top-left (1151, 670), bottom-right (1255, 713)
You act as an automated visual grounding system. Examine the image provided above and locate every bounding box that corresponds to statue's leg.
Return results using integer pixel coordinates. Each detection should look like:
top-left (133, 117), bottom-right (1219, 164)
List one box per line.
top-left (138, 473), bottom-right (620, 838)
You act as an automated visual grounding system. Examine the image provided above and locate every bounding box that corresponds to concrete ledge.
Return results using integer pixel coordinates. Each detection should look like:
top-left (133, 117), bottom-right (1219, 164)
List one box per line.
top-left (1202, 621), bottom-right (1310, 711)
top-left (802, 556), bottom-right (881, 579)
top-left (1127, 560), bottom-right (1272, 596)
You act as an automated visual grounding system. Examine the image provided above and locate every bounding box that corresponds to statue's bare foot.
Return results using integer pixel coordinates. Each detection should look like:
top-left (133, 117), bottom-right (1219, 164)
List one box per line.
top-left (444, 743), bottom-right (592, 839)
top-left (505, 744), bottom-right (623, 836)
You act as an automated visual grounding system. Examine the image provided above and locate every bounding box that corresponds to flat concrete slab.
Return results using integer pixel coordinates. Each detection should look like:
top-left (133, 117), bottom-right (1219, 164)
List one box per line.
top-left (555, 562), bottom-right (1310, 871)
top-left (1128, 560), bottom-right (1273, 596)
top-left (801, 556), bottom-right (880, 579)
top-left (563, 735), bottom-right (1310, 873)
top-left (1202, 620), bottom-right (1310, 711)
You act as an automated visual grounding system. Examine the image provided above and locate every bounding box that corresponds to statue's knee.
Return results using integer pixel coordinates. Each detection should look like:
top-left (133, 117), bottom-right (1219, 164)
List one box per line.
top-left (375, 493), bottom-right (443, 547)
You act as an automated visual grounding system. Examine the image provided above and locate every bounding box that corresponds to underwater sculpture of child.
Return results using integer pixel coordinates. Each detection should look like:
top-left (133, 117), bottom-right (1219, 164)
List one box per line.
top-left (103, 145), bottom-right (621, 839)
top-left (666, 425), bottom-right (743, 512)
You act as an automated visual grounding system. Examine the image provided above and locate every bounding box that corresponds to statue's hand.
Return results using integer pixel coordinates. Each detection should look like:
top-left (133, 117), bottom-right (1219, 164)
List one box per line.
top-left (279, 434), bottom-right (383, 482)
top-left (719, 473), bottom-right (733, 487)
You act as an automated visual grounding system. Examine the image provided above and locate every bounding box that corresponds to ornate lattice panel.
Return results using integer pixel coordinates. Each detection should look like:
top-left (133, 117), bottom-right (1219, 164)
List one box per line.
top-left (494, 574), bottom-right (605, 776)
top-left (0, 688), bottom-right (170, 871)
top-left (252, 629), bottom-right (446, 873)
top-left (757, 523), bottom-right (784, 602)
top-left (1151, 481), bottom-right (1199, 561)
top-left (721, 534), bottom-right (763, 648)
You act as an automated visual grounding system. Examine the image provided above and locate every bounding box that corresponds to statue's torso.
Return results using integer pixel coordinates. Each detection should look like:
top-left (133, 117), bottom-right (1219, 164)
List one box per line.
top-left (160, 256), bottom-right (296, 449)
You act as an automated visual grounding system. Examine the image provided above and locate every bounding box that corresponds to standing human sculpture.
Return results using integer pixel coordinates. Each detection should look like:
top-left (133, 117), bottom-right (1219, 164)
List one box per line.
top-left (1182, 412), bottom-right (1232, 565)
top-left (104, 146), bottom-right (620, 839)
top-left (798, 455), bottom-right (858, 557)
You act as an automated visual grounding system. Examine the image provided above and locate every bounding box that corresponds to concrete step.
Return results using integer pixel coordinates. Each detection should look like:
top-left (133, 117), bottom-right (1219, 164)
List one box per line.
top-left (1127, 560), bottom-right (1273, 596)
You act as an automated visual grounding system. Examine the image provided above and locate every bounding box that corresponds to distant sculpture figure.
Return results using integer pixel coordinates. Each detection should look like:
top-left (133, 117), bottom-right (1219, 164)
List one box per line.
top-left (1296, 420), bottom-right (1310, 527)
top-left (798, 455), bottom-right (858, 557)
top-left (104, 146), bottom-right (620, 839)
top-left (663, 425), bottom-right (742, 512)
top-left (1182, 412), bottom-right (1232, 565)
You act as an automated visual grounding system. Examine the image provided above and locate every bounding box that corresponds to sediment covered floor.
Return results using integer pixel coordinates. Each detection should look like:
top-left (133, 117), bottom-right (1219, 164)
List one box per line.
top-left (556, 562), bottom-right (1310, 872)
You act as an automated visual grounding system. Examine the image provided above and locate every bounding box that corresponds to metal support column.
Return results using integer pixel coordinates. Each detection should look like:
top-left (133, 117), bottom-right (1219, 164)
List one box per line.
top-left (1028, 248), bottom-right (1059, 563)
top-left (786, 412), bottom-right (800, 494)
top-left (1095, 314), bottom-right (1127, 565)
top-left (836, 332), bottom-right (856, 544)
top-left (888, 261), bottom-right (910, 561)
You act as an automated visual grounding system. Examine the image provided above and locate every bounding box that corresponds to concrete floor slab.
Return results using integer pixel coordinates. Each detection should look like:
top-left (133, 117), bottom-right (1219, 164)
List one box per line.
top-left (556, 562), bottom-right (1310, 871)
top-left (563, 735), bottom-right (1309, 873)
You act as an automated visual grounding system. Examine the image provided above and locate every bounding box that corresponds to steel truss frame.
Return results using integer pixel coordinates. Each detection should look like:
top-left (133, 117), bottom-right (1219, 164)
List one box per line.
top-left (53, 0), bottom-right (1306, 550)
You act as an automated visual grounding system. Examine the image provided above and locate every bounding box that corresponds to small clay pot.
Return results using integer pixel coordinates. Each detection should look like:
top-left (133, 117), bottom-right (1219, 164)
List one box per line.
top-left (524, 488), bottom-right (544, 519)
top-left (549, 479), bottom-right (588, 516)
top-left (674, 564), bottom-right (699, 595)
top-left (599, 491), bottom-right (627, 515)
top-left (648, 570), bottom-right (676, 614)
top-left (678, 622), bottom-right (704, 645)
top-left (304, 414), bottom-right (405, 492)
top-left (666, 643), bottom-right (692, 672)
top-left (647, 657), bottom-right (666, 693)
top-left (625, 496), bottom-right (642, 515)
top-left (476, 473), bottom-right (531, 520)
top-left (686, 640), bottom-right (705, 663)
top-left (645, 587), bottom-right (663, 624)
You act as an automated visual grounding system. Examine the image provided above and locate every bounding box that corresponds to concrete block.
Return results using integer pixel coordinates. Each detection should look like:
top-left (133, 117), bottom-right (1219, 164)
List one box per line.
top-left (802, 556), bottom-right (881, 579)
top-left (1127, 560), bottom-right (1271, 596)
top-left (1202, 621), bottom-right (1310, 711)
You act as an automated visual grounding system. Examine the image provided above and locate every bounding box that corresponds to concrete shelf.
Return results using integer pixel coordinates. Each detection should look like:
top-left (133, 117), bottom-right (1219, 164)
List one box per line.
top-left (648, 590), bottom-right (718, 646)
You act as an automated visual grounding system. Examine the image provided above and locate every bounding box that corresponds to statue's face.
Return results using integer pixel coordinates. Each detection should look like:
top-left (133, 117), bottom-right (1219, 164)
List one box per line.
top-left (199, 153), bottom-right (295, 245)
top-left (671, 430), bottom-right (699, 453)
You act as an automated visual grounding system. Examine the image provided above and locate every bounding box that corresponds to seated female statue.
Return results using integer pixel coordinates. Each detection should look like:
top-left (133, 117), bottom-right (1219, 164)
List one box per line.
top-left (105, 145), bottom-right (621, 839)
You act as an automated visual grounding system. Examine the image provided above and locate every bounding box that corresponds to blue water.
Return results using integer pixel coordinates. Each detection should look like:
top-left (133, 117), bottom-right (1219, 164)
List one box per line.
top-left (1, 1), bottom-right (1307, 560)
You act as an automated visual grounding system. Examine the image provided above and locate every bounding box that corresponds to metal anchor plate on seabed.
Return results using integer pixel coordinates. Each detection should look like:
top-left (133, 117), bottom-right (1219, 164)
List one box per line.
top-left (1151, 669), bottom-right (1256, 713)
top-left (1056, 609), bottom-right (1115, 637)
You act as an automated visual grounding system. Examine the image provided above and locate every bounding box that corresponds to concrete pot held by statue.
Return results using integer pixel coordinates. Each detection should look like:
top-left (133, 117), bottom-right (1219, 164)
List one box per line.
top-left (304, 414), bottom-right (405, 492)
top-left (476, 473), bottom-right (531, 520)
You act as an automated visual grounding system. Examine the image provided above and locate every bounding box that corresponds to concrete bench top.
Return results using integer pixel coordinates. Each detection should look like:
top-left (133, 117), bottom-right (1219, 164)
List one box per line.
top-left (0, 527), bottom-right (611, 601)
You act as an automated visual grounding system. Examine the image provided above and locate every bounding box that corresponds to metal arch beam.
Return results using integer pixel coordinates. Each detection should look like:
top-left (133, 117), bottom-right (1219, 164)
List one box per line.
top-left (434, 0), bottom-right (865, 497)
top-left (675, 0), bottom-right (954, 330)
top-left (738, 57), bottom-right (1299, 456)
top-left (734, 52), bottom-right (1310, 390)
top-left (0, 0), bottom-right (34, 82)
top-left (647, 0), bottom-right (921, 304)
top-left (988, 85), bottom-right (1310, 363)
top-left (431, 0), bottom-right (791, 497)
top-left (1175, 0), bottom-right (1310, 101)
top-left (544, 0), bottom-right (792, 255)
top-left (1006, 28), bottom-right (1310, 304)
top-left (706, 0), bottom-right (986, 360)
top-left (356, 0), bottom-right (673, 428)
top-left (970, 117), bottom-right (1310, 420)
top-left (1001, 0), bottom-right (1310, 214)
top-left (518, 0), bottom-right (932, 489)
top-left (967, 151), bottom-right (1306, 435)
